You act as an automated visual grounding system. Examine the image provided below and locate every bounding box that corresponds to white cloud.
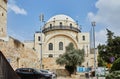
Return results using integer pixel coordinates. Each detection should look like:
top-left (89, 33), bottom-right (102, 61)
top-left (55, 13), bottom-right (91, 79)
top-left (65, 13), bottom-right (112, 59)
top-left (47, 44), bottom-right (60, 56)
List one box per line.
top-left (87, 0), bottom-right (120, 45)
top-left (8, 0), bottom-right (27, 15)
top-left (95, 29), bottom-right (107, 46)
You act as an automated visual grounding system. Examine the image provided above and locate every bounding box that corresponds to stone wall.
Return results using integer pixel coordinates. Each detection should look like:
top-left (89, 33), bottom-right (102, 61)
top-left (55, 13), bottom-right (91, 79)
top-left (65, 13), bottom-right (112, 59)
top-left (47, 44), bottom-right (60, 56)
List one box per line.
top-left (0, 36), bottom-right (39, 70)
top-left (0, 0), bottom-right (7, 37)
top-left (43, 57), bottom-right (64, 70)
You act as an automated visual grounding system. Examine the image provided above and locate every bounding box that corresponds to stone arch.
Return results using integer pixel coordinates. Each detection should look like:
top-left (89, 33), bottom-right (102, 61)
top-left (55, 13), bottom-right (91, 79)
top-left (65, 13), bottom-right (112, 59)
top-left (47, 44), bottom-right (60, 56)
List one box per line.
top-left (44, 33), bottom-right (78, 49)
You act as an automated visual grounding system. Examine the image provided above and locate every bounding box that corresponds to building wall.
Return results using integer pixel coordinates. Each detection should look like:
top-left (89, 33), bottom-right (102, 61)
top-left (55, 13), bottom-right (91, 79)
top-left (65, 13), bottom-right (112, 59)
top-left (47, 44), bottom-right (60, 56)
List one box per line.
top-left (24, 14), bottom-right (94, 69)
top-left (34, 30), bottom-right (90, 57)
top-left (0, 0), bottom-right (7, 38)
top-left (0, 0), bottom-right (40, 70)
top-left (0, 37), bottom-right (40, 70)
top-left (34, 30), bottom-right (82, 58)
top-left (24, 40), bottom-right (34, 49)
top-left (78, 33), bottom-right (90, 55)
top-left (0, 1), bottom-right (95, 70)
top-left (32, 29), bottom-right (91, 69)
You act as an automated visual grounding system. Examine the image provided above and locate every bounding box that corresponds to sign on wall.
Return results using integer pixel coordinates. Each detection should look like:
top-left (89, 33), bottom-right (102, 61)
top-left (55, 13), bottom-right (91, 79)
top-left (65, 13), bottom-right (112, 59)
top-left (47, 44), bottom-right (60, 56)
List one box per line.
top-left (77, 67), bottom-right (91, 72)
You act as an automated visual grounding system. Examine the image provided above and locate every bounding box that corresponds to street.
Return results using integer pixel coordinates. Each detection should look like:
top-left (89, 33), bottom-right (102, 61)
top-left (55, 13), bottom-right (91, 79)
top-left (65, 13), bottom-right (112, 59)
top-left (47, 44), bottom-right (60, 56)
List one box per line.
top-left (57, 76), bottom-right (105, 79)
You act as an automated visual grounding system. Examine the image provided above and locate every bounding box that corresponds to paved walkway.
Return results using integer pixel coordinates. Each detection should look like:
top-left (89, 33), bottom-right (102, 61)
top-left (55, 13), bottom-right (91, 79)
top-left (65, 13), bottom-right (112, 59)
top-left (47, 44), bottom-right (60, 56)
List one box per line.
top-left (57, 76), bottom-right (72, 79)
top-left (57, 76), bottom-right (105, 79)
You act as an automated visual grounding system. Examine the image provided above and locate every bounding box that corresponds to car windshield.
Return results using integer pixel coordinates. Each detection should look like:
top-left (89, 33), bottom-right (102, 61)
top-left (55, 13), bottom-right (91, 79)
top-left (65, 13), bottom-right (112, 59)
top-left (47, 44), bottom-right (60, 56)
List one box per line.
top-left (40, 70), bottom-right (48, 73)
top-left (34, 69), bottom-right (42, 73)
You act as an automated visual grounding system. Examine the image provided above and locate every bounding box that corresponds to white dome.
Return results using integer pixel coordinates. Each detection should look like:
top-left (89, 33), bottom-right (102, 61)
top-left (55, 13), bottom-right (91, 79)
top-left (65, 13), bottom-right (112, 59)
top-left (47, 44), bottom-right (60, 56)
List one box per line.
top-left (47, 14), bottom-right (75, 22)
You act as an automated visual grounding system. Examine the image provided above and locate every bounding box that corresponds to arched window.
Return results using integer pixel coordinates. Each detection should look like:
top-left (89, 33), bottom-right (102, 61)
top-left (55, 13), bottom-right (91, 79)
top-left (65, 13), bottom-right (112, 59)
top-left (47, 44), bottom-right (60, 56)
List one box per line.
top-left (82, 35), bottom-right (85, 41)
top-left (70, 23), bottom-right (72, 28)
top-left (50, 24), bottom-right (52, 29)
top-left (2, 13), bottom-right (4, 16)
top-left (60, 22), bottom-right (62, 27)
top-left (38, 36), bottom-right (41, 41)
top-left (59, 42), bottom-right (63, 50)
top-left (49, 43), bottom-right (53, 50)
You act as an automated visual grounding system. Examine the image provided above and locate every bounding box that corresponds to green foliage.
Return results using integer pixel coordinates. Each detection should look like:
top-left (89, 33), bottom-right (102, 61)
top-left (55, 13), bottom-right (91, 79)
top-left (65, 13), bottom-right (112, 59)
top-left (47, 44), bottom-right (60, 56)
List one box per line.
top-left (97, 29), bottom-right (120, 67)
top-left (106, 29), bottom-right (114, 46)
top-left (111, 57), bottom-right (120, 72)
top-left (106, 71), bottom-right (120, 79)
top-left (97, 55), bottom-right (106, 67)
top-left (65, 42), bottom-right (74, 52)
top-left (56, 42), bottom-right (85, 75)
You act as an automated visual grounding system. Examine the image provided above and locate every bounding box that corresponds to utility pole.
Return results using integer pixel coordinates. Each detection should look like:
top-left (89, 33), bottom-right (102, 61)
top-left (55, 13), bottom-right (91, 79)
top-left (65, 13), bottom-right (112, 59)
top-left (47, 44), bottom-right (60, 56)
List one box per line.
top-left (91, 21), bottom-right (96, 77)
top-left (39, 13), bottom-right (44, 69)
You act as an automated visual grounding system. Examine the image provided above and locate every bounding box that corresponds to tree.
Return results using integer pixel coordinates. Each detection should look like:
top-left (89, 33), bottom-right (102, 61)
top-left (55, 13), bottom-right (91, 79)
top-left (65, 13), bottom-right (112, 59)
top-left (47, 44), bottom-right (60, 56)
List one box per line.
top-left (106, 29), bottom-right (114, 46)
top-left (106, 71), bottom-right (120, 79)
top-left (98, 29), bottom-right (120, 67)
top-left (56, 42), bottom-right (85, 75)
top-left (111, 57), bottom-right (120, 72)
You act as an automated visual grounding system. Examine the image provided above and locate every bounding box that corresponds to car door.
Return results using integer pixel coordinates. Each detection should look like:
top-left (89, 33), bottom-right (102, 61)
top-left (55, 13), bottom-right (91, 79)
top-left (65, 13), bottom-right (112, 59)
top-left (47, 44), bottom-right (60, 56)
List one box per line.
top-left (20, 68), bottom-right (35, 79)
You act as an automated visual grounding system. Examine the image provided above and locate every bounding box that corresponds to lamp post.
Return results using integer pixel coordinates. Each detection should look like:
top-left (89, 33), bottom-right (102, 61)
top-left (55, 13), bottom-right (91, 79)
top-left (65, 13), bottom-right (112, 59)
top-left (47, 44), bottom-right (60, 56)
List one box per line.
top-left (39, 14), bottom-right (44, 69)
top-left (91, 21), bottom-right (96, 77)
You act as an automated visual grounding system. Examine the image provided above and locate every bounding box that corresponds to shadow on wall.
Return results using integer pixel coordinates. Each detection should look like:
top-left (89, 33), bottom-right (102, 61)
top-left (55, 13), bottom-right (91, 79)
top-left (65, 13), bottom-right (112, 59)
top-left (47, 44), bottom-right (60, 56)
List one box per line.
top-left (0, 51), bottom-right (20, 79)
top-left (13, 38), bottom-right (24, 48)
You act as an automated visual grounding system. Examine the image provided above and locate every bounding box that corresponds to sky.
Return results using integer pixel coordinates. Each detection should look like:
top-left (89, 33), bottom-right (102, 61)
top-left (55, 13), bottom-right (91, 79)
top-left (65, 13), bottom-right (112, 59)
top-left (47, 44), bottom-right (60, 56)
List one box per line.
top-left (7, 0), bottom-right (120, 46)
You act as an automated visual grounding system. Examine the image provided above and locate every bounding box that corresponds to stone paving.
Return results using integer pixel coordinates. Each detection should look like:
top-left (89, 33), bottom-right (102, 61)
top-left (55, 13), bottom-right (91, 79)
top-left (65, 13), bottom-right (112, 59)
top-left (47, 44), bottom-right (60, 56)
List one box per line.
top-left (56, 72), bottom-right (106, 79)
top-left (57, 76), bottom-right (73, 79)
top-left (57, 76), bottom-right (105, 79)
top-left (57, 75), bottom-right (83, 79)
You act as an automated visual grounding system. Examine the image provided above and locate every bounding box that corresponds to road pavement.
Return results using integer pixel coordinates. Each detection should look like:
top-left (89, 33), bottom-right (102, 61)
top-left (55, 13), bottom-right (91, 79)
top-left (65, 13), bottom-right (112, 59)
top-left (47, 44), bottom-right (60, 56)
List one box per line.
top-left (57, 76), bottom-right (105, 79)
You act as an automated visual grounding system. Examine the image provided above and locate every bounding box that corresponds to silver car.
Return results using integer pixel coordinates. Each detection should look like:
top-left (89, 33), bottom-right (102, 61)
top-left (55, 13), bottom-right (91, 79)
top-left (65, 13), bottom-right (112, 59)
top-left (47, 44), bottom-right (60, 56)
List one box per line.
top-left (40, 69), bottom-right (57, 79)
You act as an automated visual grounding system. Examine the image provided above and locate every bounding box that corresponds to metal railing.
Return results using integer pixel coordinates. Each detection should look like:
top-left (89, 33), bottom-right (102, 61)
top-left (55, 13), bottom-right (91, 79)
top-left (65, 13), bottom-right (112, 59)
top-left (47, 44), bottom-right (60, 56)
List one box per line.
top-left (0, 51), bottom-right (20, 79)
top-left (42, 26), bottom-right (81, 33)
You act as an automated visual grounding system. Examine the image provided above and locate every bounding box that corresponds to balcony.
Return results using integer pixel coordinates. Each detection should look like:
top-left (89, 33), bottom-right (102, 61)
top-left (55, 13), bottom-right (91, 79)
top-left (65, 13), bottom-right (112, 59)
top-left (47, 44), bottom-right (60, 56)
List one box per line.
top-left (42, 26), bottom-right (81, 33)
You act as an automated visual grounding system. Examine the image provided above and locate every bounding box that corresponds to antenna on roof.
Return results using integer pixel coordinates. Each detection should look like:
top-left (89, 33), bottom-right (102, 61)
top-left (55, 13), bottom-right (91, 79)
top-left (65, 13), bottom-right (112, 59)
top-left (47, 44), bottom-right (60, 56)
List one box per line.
top-left (76, 20), bottom-right (78, 25)
top-left (75, 16), bottom-right (79, 25)
top-left (40, 14), bottom-right (44, 22)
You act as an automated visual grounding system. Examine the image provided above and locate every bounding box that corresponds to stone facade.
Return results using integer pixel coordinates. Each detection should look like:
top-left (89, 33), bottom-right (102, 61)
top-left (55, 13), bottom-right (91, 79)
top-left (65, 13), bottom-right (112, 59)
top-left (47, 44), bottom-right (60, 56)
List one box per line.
top-left (0, 37), bottom-right (40, 70)
top-left (0, 0), bottom-right (40, 70)
top-left (42, 58), bottom-right (64, 70)
top-left (0, 0), bottom-right (97, 71)
top-left (24, 14), bottom-right (96, 69)
top-left (33, 14), bottom-right (90, 58)
top-left (0, 0), bottom-right (7, 38)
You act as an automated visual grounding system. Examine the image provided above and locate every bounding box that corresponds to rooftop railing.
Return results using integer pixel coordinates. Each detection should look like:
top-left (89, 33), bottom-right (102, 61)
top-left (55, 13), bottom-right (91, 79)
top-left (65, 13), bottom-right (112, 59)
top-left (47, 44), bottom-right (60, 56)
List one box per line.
top-left (42, 26), bottom-right (81, 33)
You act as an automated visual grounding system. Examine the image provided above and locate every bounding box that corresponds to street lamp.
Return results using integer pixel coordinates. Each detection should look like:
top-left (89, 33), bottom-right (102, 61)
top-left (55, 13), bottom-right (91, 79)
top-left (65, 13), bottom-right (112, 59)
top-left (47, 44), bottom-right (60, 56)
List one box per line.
top-left (39, 13), bottom-right (44, 69)
top-left (91, 21), bottom-right (96, 77)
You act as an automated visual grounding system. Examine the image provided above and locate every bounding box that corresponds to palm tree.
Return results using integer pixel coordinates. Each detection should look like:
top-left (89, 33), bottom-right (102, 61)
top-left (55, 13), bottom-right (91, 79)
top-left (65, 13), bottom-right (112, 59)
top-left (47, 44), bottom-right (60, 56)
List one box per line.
top-left (56, 42), bottom-right (85, 75)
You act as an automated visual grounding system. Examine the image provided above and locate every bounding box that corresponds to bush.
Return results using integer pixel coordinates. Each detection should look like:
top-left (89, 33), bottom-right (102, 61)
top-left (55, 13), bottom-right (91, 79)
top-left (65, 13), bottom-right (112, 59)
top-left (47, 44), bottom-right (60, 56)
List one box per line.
top-left (107, 58), bottom-right (120, 79)
top-left (106, 71), bottom-right (120, 79)
top-left (111, 57), bottom-right (120, 72)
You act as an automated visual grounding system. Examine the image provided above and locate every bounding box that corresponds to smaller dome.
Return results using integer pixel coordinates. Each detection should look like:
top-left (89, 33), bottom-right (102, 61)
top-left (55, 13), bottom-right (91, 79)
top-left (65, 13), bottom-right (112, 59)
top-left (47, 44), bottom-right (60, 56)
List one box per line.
top-left (47, 14), bottom-right (75, 23)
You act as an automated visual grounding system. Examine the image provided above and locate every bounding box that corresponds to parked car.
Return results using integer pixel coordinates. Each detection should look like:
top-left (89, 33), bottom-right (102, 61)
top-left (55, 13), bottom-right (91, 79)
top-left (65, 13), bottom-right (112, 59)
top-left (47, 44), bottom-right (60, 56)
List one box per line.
top-left (40, 69), bottom-right (57, 79)
top-left (15, 68), bottom-right (52, 79)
